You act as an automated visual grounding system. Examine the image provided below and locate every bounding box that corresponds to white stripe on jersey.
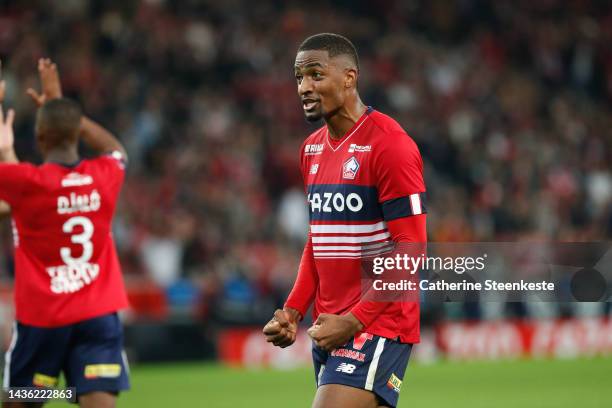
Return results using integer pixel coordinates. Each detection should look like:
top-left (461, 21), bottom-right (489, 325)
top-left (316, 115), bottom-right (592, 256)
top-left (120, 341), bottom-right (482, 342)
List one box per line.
top-left (311, 232), bottom-right (390, 244)
top-left (313, 245), bottom-right (393, 259)
top-left (410, 193), bottom-right (422, 215)
top-left (310, 222), bottom-right (386, 234)
top-left (312, 241), bottom-right (392, 252)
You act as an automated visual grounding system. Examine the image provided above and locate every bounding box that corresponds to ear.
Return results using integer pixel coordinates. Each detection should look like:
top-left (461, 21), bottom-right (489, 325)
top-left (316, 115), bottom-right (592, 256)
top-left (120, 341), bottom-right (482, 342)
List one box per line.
top-left (35, 130), bottom-right (45, 150)
top-left (344, 67), bottom-right (358, 89)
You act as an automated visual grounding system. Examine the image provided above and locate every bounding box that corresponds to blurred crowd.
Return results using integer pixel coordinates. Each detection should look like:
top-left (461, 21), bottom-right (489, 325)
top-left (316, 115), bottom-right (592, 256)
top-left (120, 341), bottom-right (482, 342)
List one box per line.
top-left (0, 0), bottom-right (610, 323)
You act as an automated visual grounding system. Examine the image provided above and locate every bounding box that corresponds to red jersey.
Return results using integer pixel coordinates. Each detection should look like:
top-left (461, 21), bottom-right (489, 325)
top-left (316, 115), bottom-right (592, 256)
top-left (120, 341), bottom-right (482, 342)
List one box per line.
top-left (0, 152), bottom-right (128, 327)
top-left (285, 108), bottom-right (427, 343)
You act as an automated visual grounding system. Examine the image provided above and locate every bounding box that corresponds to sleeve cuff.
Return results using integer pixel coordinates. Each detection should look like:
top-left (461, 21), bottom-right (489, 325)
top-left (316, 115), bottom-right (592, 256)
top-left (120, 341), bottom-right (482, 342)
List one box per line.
top-left (350, 305), bottom-right (372, 328)
top-left (283, 302), bottom-right (306, 321)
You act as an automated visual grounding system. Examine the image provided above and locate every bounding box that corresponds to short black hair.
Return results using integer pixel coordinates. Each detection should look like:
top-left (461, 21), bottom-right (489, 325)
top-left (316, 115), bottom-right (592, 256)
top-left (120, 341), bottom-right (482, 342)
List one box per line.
top-left (298, 33), bottom-right (359, 71)
top-left (36, 98), bottom-right (82, 146)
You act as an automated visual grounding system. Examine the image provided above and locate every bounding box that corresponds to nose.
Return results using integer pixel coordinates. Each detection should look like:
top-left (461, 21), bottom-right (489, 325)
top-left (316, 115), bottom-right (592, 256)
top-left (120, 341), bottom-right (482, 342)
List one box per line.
top-left (298, 76), bottom-right (314, 96)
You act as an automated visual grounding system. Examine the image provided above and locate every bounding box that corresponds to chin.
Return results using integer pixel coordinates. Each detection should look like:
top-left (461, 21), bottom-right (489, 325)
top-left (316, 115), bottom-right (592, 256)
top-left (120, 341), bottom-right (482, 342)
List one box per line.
top-left (304, 111), bottom-right (323, 123)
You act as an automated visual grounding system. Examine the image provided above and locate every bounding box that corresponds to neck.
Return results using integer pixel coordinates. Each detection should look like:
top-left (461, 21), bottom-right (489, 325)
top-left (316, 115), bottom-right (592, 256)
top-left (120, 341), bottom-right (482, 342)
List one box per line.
top-left (325, 96), bottom-right (367, 140)
top-left (44, 148), bottom-right (79, 164)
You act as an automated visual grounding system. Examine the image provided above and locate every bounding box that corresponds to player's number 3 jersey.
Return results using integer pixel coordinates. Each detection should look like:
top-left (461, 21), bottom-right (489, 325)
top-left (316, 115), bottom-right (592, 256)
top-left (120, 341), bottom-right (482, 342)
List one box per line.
top-left (0, 152), bottom-right (128, 327)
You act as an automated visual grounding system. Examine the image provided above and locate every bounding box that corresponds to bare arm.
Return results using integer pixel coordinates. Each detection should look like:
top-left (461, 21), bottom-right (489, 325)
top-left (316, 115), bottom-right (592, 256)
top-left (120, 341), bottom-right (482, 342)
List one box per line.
top-left (0, 77), bottom-right (15, 217)
top-left (80, 116), bottom-right (127, 159)
top-left (0, 70), bottom-right (17, 163)
top-left (0, 62), bottom-right (17, 220)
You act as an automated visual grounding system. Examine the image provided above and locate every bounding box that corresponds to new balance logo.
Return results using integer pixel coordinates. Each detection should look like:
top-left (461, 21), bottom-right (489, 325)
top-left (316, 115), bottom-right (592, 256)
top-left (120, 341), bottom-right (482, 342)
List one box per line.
top-left (335, 363), bottom-right (356, 374)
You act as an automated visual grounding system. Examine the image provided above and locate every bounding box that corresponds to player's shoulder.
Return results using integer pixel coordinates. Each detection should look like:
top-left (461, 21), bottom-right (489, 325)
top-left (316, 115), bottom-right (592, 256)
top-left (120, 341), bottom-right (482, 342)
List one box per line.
top-left (82, 151), bottom-right (127, 171)
top-left (1, 161), bottom-right (45, 179)
top-left (368, 110), bottom-right (419, 151)
top-left (1, 161), bottom-right (39, 172)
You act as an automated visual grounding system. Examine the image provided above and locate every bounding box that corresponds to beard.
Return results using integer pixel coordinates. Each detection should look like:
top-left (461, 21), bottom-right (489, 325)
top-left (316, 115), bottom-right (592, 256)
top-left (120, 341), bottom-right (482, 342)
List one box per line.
top-left (304, 107), bottom-right (324, 123)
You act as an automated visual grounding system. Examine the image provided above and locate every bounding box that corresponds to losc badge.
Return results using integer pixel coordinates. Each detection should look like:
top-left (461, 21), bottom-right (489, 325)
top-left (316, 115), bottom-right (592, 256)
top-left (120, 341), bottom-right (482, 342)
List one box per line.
top-left (342, 156), bottom-right (360, 180)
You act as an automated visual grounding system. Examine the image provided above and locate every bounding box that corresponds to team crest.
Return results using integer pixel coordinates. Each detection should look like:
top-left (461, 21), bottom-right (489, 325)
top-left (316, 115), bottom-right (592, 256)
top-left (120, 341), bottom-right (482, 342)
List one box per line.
top-left (342, 156), bottom-right (360, 180)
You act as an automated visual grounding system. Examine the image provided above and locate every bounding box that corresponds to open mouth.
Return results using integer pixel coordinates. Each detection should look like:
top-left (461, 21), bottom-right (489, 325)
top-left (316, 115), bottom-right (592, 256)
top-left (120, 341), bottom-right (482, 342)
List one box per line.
top-left (302, 99), bottom-right (320, 111)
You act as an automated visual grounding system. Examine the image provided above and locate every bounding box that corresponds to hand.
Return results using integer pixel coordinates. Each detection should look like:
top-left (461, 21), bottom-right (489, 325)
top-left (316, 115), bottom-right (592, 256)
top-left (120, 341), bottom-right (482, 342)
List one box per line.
top-left (26, 58), bottom-right (63, 107)
top-left (0, 76), bottom-right (5, 103)
top-left (307, 313), bottom-right (364, 352)
top-left (0, 200), bottom-right (10, 219)
top-left (263, 308), bottom-right (299, 348)
top-left (0, 100), bottom-right (16, 162)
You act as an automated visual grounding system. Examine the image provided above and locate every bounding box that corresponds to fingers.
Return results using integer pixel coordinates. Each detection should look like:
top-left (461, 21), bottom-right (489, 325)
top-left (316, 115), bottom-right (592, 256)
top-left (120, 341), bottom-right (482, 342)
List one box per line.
top-left (26, 88), bottom-right (39, 98)
top-left (273, 309), bottom-right (290, 328)
top-left (26, 88), bottom-right (45, 107)
top-left (307, 324), bottom-right (321, 339)
top-left (266, 328), bottom-right (288, 344)
top-left (37, 57), bottom-right (62, 100)
top-left (307, 317), bottom-right (342, 351)
top-left (308, 325), bottom-right (334, 351)
top-left (264, 325), bottom-right (296, 347)
top-left (6, 109), bottom-right (14, 127)
top-left (308, 323), bottom-right (333, 351)
top-left (262, 319), bottom-right (282, 336)
top-left (38, 58), bottom-right (53, 71)
top-left (315, 313), bottom-right (331, 325)
top-left (263, 309), bottom-right (297, 348)
top-left (276, 331), bottom-right (296, 348)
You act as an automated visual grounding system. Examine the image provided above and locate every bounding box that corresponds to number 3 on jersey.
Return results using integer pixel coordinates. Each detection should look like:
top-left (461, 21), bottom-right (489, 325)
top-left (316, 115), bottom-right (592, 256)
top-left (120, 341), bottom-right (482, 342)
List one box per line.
top-left (60, 216), bottom-right (94, 264)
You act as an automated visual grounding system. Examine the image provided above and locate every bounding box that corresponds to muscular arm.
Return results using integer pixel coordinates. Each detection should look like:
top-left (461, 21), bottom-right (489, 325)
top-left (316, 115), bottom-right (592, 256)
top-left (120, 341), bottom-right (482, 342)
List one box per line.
top-left (80, 116), bottom-right (127, 160)
top-left (0, 78), bottom-right (17, 164)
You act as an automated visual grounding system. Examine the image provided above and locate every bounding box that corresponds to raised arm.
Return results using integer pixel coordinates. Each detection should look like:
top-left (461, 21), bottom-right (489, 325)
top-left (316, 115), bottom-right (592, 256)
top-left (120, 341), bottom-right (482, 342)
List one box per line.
top-left (27, 58), bottom-right (128, 160)
top-left (0, 77), bottom-right (17, 163)
top-left (0, 64), bottom-right (13, 218)
top-left (0, 82), bottom-right (11, 217)
top-left (0, 103), bottom-right (31, 207)
top-left (79, 116), bottom-right (127, 159)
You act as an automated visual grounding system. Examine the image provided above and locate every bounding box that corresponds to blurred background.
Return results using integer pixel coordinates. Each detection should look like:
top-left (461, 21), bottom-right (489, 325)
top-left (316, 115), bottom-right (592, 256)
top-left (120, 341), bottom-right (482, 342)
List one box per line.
top-left (0, 0), bottom-right (610, 406)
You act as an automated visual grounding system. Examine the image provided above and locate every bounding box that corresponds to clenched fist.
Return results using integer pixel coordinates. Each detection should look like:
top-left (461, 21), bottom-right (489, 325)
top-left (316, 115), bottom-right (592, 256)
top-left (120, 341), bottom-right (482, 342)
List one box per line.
top-left (263, 308), bottom-right (300, 348)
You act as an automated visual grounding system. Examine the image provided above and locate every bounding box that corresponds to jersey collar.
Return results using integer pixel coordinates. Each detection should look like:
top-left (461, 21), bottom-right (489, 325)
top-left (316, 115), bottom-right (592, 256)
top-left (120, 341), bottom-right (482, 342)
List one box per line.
top-left (326, 106), bottom-right (373, 152)
top-left (47, 159), bottom-right (82, 168)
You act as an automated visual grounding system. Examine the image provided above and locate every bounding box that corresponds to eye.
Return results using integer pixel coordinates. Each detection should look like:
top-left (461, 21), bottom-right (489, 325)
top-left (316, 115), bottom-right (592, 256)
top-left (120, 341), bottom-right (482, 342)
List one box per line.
top-left (295, 74), bottom-right (303, 83)
top-left (312, 72), bottom-right (323, 80)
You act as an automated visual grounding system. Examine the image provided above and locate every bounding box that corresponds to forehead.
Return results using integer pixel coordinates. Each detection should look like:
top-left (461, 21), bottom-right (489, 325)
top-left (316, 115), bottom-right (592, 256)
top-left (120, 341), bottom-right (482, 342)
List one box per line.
top-left (294, 50), bottom-right (331, 70)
